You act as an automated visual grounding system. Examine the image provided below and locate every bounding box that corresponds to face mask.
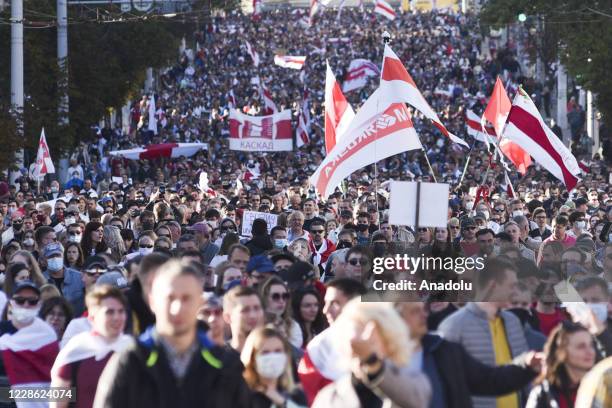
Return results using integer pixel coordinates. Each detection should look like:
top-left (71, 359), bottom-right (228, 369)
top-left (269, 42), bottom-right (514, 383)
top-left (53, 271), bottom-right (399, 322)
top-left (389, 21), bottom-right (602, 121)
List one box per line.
top-left (274, 239), bottom-right (288, 249)
top-left (10, 303), bottom-right (39, 325)
top-left (139, 247), bottom-right (154, 257)
top-left (223, 279), bottom-right (242, 292)
top-left (575, 221), bottom-right (586, 230)
top-left (23, 238), bottom-right (34, 247)
top-left (69, 233), bottom-right (82, 243)
top-left (51, 187), bottom-right (59, 193)
top-left (64, 217), bottom-right (76, 226)
top-left (465, 201), bottom-right (474, 210)
top-left (588, 303), bottom-right (608, 323)
top-left (47, 257), bottom-right (64, 272)
top-left (12, 222), bottom-right (22, 231)
top-left (356, 224), bottom-right (369, 232)
top-left (141, 222), bottom-right (154, 231)
top-left (255, 352), bottom-right (287, 379)
top-left (512, 210), bottom-right (524, 217)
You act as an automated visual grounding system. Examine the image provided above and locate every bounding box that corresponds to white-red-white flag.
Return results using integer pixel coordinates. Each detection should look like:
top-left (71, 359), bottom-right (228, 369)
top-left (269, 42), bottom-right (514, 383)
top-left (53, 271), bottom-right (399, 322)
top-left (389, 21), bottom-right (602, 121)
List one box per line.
top-left (374, 0), bottom-right (396, 20)
top-left (503, 88), bottom-right (581, 190)
top-left (229, 109), bottom-right (293, 152)
top-left (245, 40), bottom-right (260, 67)
top-left (309, 0), bottom-right (319, 25)
top-left (259, 81), bottom-right (278, 115)
top-left (296, 107), bottom-right (310, 148)
top-left (342, 59), bottom-right (380, 93)
top-left (310, 89), bottom-right (422, 198)
top-left (466, 109), bottom-right (497, 145)
top-left (228, 90), bottom-right (236, 109)
top-left (274, 55), bottom-right (306, 70)
top-left (109, 143), bottom-right (208, 160)
top-left (148, 94), bottom-right (157, 135)
top-left (252, 0), bottom-right (262, 20)
top-left (33, 128), bottom-right (55, 178)
top-left (325, 62), bottom-right (355, 153)
top-left (379, 45), bottom-right (468, 147)
top-left (0, 318), bottom-right (59, 391)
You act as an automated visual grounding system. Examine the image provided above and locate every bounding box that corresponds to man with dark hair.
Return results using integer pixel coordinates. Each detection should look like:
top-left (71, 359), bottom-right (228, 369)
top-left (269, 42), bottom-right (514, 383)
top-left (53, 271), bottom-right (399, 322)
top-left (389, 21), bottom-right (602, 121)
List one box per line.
top-left (302, 198), bottom-right (324, 232)
top-left (355, 212), bottom-right (371, 245)
top-left (227, 244), bottom-right (251, 276)
top-left (570, 276), bottom-right (612, 357)
top-left (475, 228), bottom-right (497, 258)
top-left (439, 257), bottom-right (529, 408)
top-left (309, 219), bottom-right (336, 272)
top-left (530, 207), bottom-right (552, 241)
top-left (568, 211), bottom-right (588, 238)
top-left (544, 215), bottom-right (576, 248)
top-left (95, 260), bottom-right (251, 407)
top-left (176, 234), bottom-right (198, 252)
top-left (270, 226), bottom-right (288, 250)
top-left (344, 245), bottom-right (372, 281)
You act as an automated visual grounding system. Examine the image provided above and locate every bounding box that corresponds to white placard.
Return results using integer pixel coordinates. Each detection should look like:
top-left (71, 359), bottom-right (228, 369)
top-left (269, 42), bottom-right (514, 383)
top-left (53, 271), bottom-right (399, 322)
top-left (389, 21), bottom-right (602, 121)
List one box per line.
top-left (241, 211), bottom-right (278, 237)
top-left (389, 181), bottom-right (449, 228)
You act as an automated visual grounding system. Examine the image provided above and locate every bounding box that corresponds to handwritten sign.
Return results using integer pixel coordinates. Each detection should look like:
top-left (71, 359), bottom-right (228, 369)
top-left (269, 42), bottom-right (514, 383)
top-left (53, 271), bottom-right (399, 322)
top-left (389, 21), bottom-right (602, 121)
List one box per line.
top-left (241, 211), bottom-right (278, 237)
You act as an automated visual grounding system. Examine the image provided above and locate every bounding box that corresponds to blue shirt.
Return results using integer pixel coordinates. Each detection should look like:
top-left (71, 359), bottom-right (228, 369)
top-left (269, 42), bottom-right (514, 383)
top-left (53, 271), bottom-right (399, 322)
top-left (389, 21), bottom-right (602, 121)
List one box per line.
top-left (43, 267), bottom-right (85, 315)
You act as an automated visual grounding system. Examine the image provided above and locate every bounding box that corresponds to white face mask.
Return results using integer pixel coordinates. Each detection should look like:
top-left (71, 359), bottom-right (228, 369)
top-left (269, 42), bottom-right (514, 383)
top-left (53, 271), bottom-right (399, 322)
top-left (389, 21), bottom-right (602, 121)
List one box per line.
top-left (10, 303), bottom-right (39, 325)
top-left (255, 352), bottom-right (287, 379)
top-left (465, 201), bottom-right (474, 210)
top-left (274, 239), bottom-right (288, 249)
top-left (47, 257), bottom-right (64, 272)
top-left (588, 303), bottom-right (608, 323)
top-left (512, 210), bottom-right (523, 217)
top-left (139, 247), bottom-right (154, 257)
top-left (575, 221), bottom-right (586, 231)
top-left (69, 233), bottom-right (82, 243)
top-left (23, 238), bottom-right (34, 247)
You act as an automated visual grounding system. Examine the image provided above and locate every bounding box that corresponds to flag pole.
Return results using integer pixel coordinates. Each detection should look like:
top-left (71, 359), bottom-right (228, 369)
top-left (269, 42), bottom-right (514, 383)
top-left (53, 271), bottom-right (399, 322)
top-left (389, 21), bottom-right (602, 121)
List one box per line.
top-left (456, 146), bottom-right (473, 190)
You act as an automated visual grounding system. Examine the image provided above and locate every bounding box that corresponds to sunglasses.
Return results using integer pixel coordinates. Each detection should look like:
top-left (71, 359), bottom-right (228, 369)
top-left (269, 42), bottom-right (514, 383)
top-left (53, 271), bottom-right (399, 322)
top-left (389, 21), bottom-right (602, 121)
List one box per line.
top-left (418, 228), bottom-right (428, 232)
top-left (348, 258), bottom-right (369, 266)
top-left (139, 244), bottom-right (153, 249)
top-left (221, 226), bottom-right (237, 232)
top-left (450, 226), bottom-right (460, 229)
top-left (271, 292), bottom-right (290, 301)
top-left (13, 296), bottom-right (39, 306)
top-left (311, 229), bottom-right (325, 234)
top-left (157, 234), bottom-right (171, 238)
top-left (201, 308), bottom-right (223, 317)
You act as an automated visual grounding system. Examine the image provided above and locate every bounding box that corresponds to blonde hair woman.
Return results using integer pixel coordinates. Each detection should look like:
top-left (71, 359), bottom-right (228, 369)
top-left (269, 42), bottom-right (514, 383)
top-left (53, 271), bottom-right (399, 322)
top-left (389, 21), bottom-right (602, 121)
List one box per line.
top-left (241, 327), bottom-right (307, 408)
top-left (313, 299), bottom-right (431, 408)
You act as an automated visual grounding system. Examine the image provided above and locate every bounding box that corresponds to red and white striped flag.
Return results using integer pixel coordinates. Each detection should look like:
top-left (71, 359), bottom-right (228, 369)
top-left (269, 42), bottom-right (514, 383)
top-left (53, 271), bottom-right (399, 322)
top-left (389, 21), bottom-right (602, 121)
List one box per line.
top-left (309, 0), bottom-right (319, 25)
top-left (342, 59), bottom-right (380, 93)
top-left (374, 0), bottom-right (396, 20)
top-left (109, 143), bottom-right (208, 160)
top-left (148, 94), bottom-right (157, 135)
top-left (252, 0), bottom-right (262, 20)
top-left (0, 317), bottom-right (59, 404)
top-left (502, 88), bottom-right (581, 190)
top-left (504, 171), bottom-right (516, 198)
top-left (578, 160), bottom-right (590, 174)
top-left (274, 55), bottom-right (306, 70)
top-left (296, 107), bottom-right (310, 148)
top-left (465, 109), bottom-right (496, 145)
top-left (245, 40), bottom-right (260, 67)
top-left (259, 80), bottom-right (278, 115)
top-left (325, 62), bottom-right (355, 153)
top-left (379, 45), bottom-right (468, 147)
top-left (32, 128), bottom-right (55, 179)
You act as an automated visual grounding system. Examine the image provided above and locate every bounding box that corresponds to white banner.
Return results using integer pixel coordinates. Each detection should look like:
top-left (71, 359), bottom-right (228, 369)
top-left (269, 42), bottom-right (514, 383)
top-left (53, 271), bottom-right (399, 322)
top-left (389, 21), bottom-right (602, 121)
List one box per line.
top-left (229, 109), bottom-right (293, 152)
top-left (389, 181), bottom-right (449, 228)
top-left (241, 211), bottom-right (278, 237)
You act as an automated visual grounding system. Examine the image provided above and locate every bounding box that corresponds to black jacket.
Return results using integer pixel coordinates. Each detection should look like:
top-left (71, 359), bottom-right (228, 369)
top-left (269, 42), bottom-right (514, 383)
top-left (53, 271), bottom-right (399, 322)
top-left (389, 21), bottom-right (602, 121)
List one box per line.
top-left (422, 334), bottom-right (537, 408)
top-left (93, 327), bottom-right (251, 408)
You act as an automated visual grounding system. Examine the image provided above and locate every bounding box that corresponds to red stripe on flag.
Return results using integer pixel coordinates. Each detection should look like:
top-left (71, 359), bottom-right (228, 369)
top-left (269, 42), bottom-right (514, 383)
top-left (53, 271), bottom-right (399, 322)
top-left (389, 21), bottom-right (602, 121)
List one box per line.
top-left (466, 117), bottom-right (496, 136)
top-left (275, 119), bottom-right (293, 139)
top-left (376, 2), bottom-right (395, 15)
top-left (509, 106), bottom-right (579, 190)
top-left (3, 342), bottom-right (59, 385)
top-left (141, 143), bottom-right (179, 160)
top-left (381, 57), bottom-right (417, 87)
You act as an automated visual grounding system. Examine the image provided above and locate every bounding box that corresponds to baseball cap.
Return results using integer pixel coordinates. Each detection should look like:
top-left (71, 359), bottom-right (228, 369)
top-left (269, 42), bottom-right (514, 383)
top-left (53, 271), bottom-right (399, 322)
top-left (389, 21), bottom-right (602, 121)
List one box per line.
top-left (84, 256), bottom-right (108, 272)
top-left (96, 271), bottom-right (129, 289)
top-left (202, 292), bottom-right (223, 309)
top-left (474, 212), bottom-right (487, 222)
top-left (246, 254), bottom-right (275, 275)
top-left (461, 217), bottom-right (476, 229)
top-left (279, 261), bottom-right (316, 290)
top-left (44, 242), bottom-right (64, 258)
top-left (12, 280), bottom-right (41, 296)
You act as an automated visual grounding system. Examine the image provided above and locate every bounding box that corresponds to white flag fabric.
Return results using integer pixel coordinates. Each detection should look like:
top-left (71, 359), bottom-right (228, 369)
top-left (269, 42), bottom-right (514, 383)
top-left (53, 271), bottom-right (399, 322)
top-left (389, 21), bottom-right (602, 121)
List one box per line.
top-left (33, 128), bottom-right (55, 178)
top-left (342, 59), bottom-right (380, 93)
top-left (466, 109), bottom-right (497, 144)
top-left (109, 143), bottom-right (208, 160)
top-left (260, 81), bottom-right (278, 115)
top-left (274, 55), bottom-right (306, 70)
top-left (374, 0), bottom-right (396, 20)
top-left (229, 109), bottom-right (293, 152)
top-left (148, 94), bottom-right (157, 135)
top-left (502, 88), bottom-right (581, 190)
top-left (379, 45), bottom-right (468, 147)
top-left (310, 89), bottom-right (422, 198)
top-left (245, 40), bottom-right (260, 66)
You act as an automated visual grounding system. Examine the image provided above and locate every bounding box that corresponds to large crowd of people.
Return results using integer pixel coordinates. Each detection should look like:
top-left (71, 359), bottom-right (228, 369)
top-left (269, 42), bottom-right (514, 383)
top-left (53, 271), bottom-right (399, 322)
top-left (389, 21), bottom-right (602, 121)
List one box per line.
top-left (0, 5), bottom-right (610, 408)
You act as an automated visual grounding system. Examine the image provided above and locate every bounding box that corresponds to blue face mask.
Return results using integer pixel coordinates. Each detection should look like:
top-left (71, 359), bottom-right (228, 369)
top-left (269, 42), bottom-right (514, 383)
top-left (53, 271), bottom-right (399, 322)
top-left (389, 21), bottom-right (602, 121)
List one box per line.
top-left (274, 239), bottom-right (287, 249)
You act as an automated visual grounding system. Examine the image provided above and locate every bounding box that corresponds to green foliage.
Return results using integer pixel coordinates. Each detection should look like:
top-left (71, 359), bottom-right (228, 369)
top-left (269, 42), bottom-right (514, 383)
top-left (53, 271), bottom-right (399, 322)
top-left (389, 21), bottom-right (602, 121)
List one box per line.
top-left (0, 0), bottom-right (236, 172)
top-left (480, 0), bottom-right (612, 127)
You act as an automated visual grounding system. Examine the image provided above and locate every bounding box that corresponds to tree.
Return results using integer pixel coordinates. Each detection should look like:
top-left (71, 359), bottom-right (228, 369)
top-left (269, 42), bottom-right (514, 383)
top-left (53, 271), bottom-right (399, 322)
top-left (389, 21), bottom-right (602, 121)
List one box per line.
top-left (479, 0), bottom-right (612, 128)
top-left (0, 0), bottom-right (238, 172)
